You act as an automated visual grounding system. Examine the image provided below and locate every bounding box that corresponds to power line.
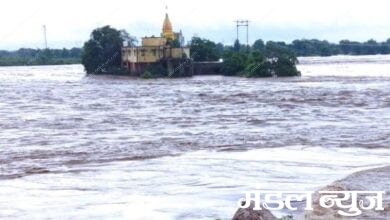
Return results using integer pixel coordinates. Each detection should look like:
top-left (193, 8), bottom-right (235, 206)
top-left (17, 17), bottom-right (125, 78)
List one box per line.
top-left (234, 20), bottom-right (250, 52)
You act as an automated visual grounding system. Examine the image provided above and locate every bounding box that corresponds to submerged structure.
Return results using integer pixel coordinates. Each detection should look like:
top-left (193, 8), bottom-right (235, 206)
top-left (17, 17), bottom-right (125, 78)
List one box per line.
top-left (121, 13), bottom-right (191, 76)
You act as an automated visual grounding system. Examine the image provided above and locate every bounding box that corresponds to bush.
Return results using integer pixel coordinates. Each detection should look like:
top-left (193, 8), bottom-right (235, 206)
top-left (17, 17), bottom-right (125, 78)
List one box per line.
top-left (140, 70), bottom-right (153, 79)
top-left (221, 44), bottom-right (300, 77)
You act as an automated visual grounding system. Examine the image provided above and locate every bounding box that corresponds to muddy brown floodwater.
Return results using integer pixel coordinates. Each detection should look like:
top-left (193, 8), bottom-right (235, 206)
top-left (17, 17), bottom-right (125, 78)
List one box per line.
top-left (0, 55), bottom-right (389, 219)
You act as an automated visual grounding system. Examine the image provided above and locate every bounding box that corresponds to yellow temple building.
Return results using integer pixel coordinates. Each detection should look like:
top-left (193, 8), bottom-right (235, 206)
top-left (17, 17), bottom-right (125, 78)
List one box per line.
top-left (121, 13), bottom-right (190, 75)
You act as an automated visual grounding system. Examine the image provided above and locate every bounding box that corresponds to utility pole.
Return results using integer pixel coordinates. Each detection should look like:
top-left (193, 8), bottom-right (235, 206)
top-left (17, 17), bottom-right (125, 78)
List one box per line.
top-left (43, 25), bottom-right (48, 49)
top-left (234, 20), bottom-right (249, 52)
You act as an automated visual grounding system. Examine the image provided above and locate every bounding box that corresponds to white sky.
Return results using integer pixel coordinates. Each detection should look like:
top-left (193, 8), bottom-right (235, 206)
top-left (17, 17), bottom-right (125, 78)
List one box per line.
top-left (0, 0), bottom-right (389, 50)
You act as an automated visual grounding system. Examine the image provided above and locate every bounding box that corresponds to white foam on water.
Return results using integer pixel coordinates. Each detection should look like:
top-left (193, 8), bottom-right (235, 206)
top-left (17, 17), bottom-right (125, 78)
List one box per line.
top-left (0, 146), bottom-right (388, 219)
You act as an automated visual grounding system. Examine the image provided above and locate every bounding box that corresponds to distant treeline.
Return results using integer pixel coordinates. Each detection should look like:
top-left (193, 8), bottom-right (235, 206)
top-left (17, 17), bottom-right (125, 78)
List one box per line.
top-left (0, 48), bottom-right (82, 66)
top-left (283, 39), bottom-right (390, 56)
top-left (192, 37), bottom-right (390, 63)
top-left (2, 38), bottom-right (390, 67)
top-left (191, 38), bottom-right (390, 58)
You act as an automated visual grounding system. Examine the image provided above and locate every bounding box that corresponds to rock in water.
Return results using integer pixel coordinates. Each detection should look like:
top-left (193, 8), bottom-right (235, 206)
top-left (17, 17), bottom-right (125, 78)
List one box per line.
top-left (305, 165), bottom-right (390, 219)
top-left (232, 201), bottom-right (277, 220)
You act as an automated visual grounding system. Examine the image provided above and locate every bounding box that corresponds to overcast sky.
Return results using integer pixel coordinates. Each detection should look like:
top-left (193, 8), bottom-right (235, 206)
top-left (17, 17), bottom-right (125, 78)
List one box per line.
top-left (1, 0), bottom-right (389, 50)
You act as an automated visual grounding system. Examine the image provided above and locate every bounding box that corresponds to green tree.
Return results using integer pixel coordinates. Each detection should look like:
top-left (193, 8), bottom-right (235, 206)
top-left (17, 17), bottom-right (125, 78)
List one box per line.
top-left (190, 37), bottom-right (220, 61)
top-left (265, 41), bottom-right (300, 77)
top-left (81, 25), bottom-right (124, 74)
top-left (243, 51), bottom-right (270, 77)
top-left (252, 39), bottom-right (265, 52)
top-left (35, 49), bottom-right (51, 65)
top-left (81, 40), bottom-right (103, 73)
top-left (222, 49), bottom-right (247, 76)
top-left (221, 41), bottom-right (300, 77)
top-left (69, 48), bottom-right (82, 58)
top-left (234, 39), bottom-right (241, 52)
top-left (363, 39), bottom-right (379, 55)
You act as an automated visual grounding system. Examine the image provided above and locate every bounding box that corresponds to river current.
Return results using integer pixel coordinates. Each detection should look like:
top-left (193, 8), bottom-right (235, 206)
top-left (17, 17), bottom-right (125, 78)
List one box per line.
top-left (0, 55), bottom-right (389, 219)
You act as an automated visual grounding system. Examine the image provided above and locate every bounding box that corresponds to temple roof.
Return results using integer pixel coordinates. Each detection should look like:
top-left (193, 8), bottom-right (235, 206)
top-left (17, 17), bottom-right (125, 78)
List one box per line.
top-left (162, 13), bottom-right (174, 40)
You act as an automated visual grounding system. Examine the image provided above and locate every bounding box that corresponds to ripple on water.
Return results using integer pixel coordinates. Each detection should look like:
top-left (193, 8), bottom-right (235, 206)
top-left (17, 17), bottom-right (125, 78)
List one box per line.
top-left (0, 56), bottom-right (390, 218)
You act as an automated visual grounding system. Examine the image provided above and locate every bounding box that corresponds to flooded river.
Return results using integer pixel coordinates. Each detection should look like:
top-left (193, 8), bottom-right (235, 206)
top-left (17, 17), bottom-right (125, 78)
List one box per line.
top-left (0, 55), bottom-right (389, 219)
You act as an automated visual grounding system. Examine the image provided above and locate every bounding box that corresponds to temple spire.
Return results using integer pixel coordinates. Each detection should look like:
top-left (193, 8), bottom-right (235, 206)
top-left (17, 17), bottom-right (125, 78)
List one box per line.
top-left (162, 12), bottom-right (174, 40)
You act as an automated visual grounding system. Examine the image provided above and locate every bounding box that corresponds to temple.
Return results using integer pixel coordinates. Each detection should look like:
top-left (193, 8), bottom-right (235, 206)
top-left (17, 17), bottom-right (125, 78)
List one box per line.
top-left (121, 13), bottom-right (190, 75)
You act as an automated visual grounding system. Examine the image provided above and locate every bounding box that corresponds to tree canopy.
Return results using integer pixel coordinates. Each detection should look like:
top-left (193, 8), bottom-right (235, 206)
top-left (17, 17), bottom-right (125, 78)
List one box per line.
top-left (81, 25), bottom-right (123, 74)
top-left (252, 39), bottom-right (265, 52)
top-left (222, 40), bottom-right (300, 77)
top-left (190, 37), bottom-right (221, 61)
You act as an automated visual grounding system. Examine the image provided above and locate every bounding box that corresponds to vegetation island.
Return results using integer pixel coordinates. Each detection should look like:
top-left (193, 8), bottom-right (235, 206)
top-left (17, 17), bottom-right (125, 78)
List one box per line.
top-left (81, 13), bottom-right (300, 78)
